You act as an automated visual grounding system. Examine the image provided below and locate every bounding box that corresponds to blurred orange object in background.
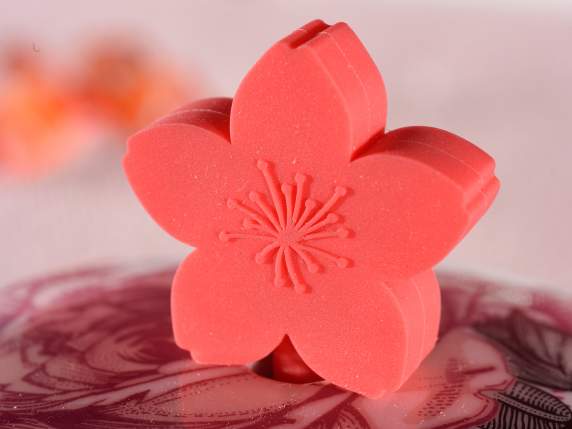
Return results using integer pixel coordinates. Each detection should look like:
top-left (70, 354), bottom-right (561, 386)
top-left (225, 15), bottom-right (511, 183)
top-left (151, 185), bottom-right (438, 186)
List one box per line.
top-left (0, 47), bottom-right (99, 178)
top-left (77, 38), bottom-right (192, 134)
top-left (0, 38), bottom-right (197, 179)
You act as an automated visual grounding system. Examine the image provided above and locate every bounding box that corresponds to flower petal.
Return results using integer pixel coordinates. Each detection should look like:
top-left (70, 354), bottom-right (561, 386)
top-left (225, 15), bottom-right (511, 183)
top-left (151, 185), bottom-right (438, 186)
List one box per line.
top-left (287, 267), bottom-right (429, 398)
top-left (230, 20), bottom-right (387, 176)
top-left (172, 246), bottom-right (286, 364)
top-left (124, 98), bottom-right (260, 247)
top-left (415, 271), bottom-right (441, 360)
top-left (386, 270), bottom-right (441, 382)
top-left (333, 126), bottom-right (499, 279)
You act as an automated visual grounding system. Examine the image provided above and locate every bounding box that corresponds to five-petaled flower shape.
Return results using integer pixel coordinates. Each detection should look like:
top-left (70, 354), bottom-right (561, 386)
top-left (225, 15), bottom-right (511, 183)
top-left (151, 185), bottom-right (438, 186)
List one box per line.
top-left (124, 20), bottom-right (499, 398)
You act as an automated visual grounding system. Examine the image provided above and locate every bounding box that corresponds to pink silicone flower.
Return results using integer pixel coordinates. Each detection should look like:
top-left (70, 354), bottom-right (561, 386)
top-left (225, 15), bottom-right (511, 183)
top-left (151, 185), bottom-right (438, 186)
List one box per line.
top-left (124, 20), bottom-right (499, 397)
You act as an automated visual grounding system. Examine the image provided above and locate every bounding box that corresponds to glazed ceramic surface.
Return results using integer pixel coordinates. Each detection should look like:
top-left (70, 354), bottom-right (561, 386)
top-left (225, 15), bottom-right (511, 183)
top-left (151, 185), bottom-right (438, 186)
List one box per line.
top-left (0, 266), bottom-right (571, 428)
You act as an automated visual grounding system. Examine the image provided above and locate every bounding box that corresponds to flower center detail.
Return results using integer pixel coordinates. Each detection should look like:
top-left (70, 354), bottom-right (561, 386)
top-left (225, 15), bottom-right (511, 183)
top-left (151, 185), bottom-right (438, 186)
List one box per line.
top-left (219, 160), bottom-right (352, 294)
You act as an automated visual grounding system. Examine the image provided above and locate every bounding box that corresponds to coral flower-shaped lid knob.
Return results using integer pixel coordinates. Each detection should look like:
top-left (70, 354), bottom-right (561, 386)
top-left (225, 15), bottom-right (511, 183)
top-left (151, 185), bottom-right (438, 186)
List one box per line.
top-left (124, 20), bottom-right (500, 398)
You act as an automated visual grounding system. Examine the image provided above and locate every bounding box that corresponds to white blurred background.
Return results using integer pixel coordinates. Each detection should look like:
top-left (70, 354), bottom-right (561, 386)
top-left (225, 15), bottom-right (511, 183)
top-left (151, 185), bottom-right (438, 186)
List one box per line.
top-left (1, 0), bottom-right (571, 289)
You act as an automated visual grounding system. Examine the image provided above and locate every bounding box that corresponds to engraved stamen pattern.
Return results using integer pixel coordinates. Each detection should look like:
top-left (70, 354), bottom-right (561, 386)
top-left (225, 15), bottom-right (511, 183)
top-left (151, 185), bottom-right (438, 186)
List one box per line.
top-left (219, 160), bottom-right (352, 294)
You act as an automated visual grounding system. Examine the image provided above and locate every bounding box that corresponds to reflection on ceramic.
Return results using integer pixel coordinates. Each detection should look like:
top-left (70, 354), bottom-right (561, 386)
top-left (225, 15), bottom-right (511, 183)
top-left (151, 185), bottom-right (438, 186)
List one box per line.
top-left (0, 267), bottom-right (570, 428)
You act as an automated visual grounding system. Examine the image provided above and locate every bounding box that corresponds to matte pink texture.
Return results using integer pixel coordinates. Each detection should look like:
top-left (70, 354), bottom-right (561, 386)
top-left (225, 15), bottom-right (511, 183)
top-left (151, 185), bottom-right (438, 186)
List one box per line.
top-left (124, 20), bottom-right (499, 397)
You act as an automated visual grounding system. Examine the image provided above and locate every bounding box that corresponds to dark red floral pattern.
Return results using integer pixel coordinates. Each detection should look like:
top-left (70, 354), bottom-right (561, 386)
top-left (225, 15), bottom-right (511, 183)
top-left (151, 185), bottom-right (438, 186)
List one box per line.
top-left (0, 267), bottom-right (571, 428)
top-left (0, 266), bottom-right (366, 428)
